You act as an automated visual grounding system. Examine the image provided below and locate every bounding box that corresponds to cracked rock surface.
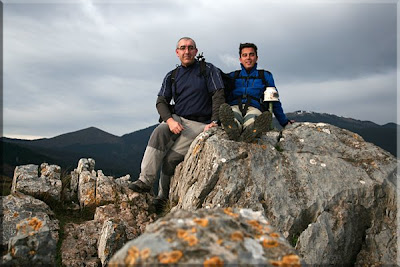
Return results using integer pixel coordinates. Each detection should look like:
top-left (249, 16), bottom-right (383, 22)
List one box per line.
top-left (109, 208), bottom-right (302, 266)
top-left (169, 122), bottom-right (398, 265)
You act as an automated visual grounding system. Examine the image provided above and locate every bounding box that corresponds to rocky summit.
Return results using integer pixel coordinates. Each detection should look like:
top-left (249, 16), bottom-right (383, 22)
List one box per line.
top-left (1, 122), bottom-right (398, 266)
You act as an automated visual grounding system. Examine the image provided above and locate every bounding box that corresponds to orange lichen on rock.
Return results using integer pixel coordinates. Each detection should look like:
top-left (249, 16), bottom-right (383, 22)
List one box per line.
top-left (216, 239), bottom-right (223, 245)
top-left (203, 256), bottom-right (224, 267)
top-left (230, 231), bottom-right (244, 241)
top-left (247, 220), bottom-right (264, 234)
top-left (193, 218), bottom-right (209, 227)
top-left (281, 254), bottom-right (301, 266)
top-left (185, 234), bottom-right (199, 246)
top-left (28, 217), bottom-right (43, 231)
top-left (261, 144), bottom-right (268, 150)
top-left (13, 212), bottom-right (19, 218)
top-left (158, 250), bottom-right (183, 264)
top-left (125, 246), bottom-right (140, 265)
top-left (140, 248), bottom-right (151, 260)
top-left (177, 229), bottom-right (188, 239)
top-left (270, 232), bottom-right (280, 238)
top-left (223, 207), bottom-right (239, 218)
top-left (263, 239), bottom-right (279, 248)
top-left (124, 246), bottom-right (152, 265)
top-left (270, 254), bottom-right (301, 267)
top-left (177, 229), bottom-right (198, 246)
top-left (192, 143), bottom-right (202, 155)
top-left (191, 227), bottom-right (197, 233)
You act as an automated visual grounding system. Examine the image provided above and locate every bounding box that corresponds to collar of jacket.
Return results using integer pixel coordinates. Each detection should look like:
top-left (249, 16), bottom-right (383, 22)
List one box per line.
top-left (181, 60), bottom-right (199, 69)
top-left (240, 63), bottom-right (259, 76)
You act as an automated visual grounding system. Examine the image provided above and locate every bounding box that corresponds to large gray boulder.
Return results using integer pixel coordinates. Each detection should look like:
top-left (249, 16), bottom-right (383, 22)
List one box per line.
top-left (109, 208), bottom-right (302, 266)
top-left (169, 122), bottom-right (398, 265)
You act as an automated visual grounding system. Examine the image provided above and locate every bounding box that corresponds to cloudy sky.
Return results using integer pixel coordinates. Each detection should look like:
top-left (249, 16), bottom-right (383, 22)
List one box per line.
top-left (3, 0), bottom-right (398, 139)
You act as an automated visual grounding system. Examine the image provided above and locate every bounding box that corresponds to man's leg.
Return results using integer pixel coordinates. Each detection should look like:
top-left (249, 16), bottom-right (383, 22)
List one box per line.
top-left (155, 118), bottom-right (205, 204)
top-left (130, 116), bottom-right (181, 193)
top-left (242, 106), bottom-right (262, 129)
top-left (220, 104), bottom-right (242, 140)
top-left (240, 107), bottom-right (272, 143)
top-left (231, 105), bottom-right (244, 131)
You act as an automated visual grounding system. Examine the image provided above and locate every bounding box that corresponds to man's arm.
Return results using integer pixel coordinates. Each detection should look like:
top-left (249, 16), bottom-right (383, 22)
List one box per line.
top-left (211, 88), bottom-right (225, 122)
top-left (156, 96), bottom-right (184, 134)
top-left (156, 96), bottom-right (173, 122)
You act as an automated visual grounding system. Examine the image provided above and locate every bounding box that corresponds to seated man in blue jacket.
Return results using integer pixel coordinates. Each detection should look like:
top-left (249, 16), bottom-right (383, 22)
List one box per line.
top-left (220, 42), bottom-right (294, 142)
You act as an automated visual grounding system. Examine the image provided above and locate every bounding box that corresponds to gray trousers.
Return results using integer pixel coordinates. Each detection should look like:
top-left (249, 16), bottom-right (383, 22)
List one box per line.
top-left (231, 105), bottom-right (262, 131)
top-left (138, 114), bottom-right (206, 199)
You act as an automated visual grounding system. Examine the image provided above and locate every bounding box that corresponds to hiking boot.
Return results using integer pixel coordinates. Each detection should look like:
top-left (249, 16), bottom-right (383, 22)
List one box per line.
top-left (129, 179), bottom-right (151, 193)
top-left (219, 103), bottom-right (241, 141)
top-left (153, 197), bottom-right (168, 215)
top-left (240, 111), bottom-right (272, 143)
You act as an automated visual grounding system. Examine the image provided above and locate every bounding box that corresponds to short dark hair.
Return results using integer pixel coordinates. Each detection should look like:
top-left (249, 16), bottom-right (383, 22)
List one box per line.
top-left (177, 37), bottom-right (197, 49)
top-left (239, 43), bottom-right (258, 57)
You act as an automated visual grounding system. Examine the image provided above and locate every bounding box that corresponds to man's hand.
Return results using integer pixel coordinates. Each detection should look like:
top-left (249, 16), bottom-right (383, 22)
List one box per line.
top-left (204, 121), bottom-right (218, 132)
top-left (167, 118), bottom-right (184, 134)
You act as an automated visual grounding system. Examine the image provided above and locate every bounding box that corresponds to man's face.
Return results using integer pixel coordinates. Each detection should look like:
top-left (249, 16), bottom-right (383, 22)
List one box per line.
top-left (239, 47), bottom-right (258, 71)
top-left (176, 39), bottom-right (198, 67)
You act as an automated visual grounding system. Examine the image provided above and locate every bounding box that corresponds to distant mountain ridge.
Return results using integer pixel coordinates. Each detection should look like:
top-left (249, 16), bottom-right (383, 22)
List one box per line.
top-left (1, 112), bottom-right (397, 179)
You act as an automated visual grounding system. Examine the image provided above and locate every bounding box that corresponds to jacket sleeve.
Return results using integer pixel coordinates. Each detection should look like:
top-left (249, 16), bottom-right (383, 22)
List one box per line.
top-left (156, 71), bottom-right (174, 122)
top-left (272, 101), bottom-right (289, 127)
top-left (206, 63), bottom-right (225, 122)
top-left (156, 96), bottom-right (173, 122)
top-left (264, 71), bottom-right (289, 127)
top-left (211, 88), bottom-right (225, 122)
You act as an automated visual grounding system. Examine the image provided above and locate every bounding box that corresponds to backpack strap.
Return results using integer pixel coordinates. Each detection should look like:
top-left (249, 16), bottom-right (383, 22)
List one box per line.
top-left (197, 53), bottom-right (208, 80)
top-left (233, 70), bottom-right (241, 79)
top-left (257, 69), bottom-right (269, 87)
top-left (170, 65), bottom-right (179, 100)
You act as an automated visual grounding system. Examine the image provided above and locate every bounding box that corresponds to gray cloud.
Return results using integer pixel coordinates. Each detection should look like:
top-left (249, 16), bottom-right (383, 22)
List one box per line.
top-left (3, 0), bottom-right (397, 139)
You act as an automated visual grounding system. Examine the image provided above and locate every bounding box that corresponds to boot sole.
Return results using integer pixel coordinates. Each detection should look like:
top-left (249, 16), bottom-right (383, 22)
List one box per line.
top-left (219, 104), bottom-right (241, 141)
top-left (240, 112), bottom-right (272, 143)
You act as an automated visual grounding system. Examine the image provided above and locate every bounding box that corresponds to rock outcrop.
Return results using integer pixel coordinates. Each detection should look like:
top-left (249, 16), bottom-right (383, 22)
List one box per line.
top-left (11, 163), bottom-right (62, 202)
top-left (1, 122), bottom-right (398, 266)
top-left (1, 193), bottom-right (60, 265)
top-left (109, 208), bottom-right (302, 266)
top-left (169, 122), bottom-right (398, 265)
top-left (2, 158), bottom-right (157, 266)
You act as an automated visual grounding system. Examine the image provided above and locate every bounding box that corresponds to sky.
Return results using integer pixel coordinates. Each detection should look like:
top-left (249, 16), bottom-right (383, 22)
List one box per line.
top-left (2, 0), bottom-right (398, 139)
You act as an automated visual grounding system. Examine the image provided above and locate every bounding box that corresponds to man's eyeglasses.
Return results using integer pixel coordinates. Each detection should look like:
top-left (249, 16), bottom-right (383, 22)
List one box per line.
top-left (178, 45), bottom-right (196, 51)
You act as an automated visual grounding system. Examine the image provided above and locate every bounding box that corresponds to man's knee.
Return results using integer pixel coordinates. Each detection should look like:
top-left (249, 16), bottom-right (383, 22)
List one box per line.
top-left (162, 150), bottom-right (184, 176)
top-left (148, 123), bottom-right (177, 150)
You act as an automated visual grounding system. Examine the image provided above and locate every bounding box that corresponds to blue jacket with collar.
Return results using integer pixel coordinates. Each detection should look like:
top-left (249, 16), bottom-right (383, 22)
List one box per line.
top-left (227, 63), bottom-right (289, 126)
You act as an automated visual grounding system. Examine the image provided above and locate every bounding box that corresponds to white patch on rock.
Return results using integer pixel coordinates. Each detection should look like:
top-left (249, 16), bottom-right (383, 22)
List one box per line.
top-left (244, 238), bottom-right (265, 259)
top-left (322, 129), bottom-right (331, 134)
